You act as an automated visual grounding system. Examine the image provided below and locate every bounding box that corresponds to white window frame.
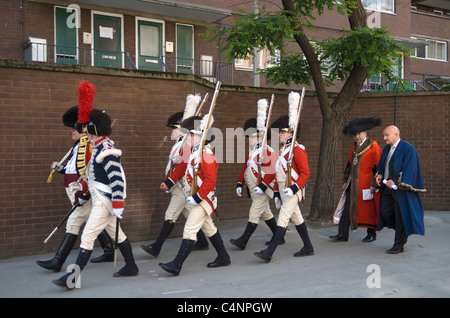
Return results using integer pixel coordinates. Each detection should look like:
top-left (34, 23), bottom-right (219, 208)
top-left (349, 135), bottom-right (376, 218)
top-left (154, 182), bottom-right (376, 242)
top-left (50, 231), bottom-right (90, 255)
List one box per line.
top-left (362, 0), bottom-right (395, 14)
top-left (412, 37), bottom-right (447, 62)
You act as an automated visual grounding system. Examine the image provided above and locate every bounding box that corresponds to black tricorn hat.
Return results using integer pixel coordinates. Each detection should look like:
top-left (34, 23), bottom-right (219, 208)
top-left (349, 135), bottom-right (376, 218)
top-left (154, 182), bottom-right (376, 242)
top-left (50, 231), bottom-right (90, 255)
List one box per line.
top-left (271, 115), bottom-right (300, 138)
top-left (87, 109), bottom-right (112, 136)
top-left (62, 106), bottom-right (79, 128)
top-left (343, 117), bottom-right (382, 136)
top-left (166, 112), bottom-right (184, 128)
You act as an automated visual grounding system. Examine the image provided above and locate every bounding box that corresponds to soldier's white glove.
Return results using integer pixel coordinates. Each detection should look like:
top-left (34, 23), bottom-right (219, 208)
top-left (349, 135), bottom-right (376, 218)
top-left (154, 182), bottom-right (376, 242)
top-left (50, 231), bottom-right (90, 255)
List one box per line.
top-left (51, 162), bottom-right (64, 172)
top-left (254, 186), bottom-right (264, 195)
top-left (113, 208), bottom-right (123, 219)
top-left (69, 182), bottom-right (82, 193)
top-left (275, 197), bottom-right (281, 209)
top-left (186, 196), bottom-right (198, 206)
top-left (283, 187), bottom-right (294, 197)
top-left (236, 187), bottom-right (242, 197)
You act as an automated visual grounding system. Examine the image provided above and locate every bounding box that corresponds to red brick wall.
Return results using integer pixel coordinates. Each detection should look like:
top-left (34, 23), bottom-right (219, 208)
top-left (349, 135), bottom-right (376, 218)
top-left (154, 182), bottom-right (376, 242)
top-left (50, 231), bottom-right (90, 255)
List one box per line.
top-left (0, 60), bottom-right (449, 259)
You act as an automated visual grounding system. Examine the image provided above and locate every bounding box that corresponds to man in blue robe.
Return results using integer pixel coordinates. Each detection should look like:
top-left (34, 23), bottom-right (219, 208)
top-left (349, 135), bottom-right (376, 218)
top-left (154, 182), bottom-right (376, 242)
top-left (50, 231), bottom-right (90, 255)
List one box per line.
top-left (375, 125), bottom-right (426, 254)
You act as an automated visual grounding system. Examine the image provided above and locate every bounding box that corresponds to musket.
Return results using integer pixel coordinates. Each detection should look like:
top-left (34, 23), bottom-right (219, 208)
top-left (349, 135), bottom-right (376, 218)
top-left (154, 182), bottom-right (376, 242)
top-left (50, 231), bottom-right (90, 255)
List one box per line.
top-left (165, 93), bottom-right (211, 181)
top-left (257, 94), bottom-right (275, 184)
top-left (190, 81), bottom-right (221, 196)
top-left (47, 147), bottom-right (73, 183)
top-left (286, 87), bottom-right (305, 188)
top-left (44, 203), bottom-right (80, 243)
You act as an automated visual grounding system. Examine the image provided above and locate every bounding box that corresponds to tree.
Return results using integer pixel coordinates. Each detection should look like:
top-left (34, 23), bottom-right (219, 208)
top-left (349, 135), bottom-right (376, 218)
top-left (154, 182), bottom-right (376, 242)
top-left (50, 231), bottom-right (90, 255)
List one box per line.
top-left (207, 0), bottom-right (409, 222)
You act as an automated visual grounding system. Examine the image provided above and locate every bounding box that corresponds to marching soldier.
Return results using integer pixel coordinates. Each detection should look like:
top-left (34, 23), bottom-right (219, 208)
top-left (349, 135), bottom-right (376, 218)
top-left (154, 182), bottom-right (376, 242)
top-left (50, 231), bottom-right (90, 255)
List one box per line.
top-left (255, 91), bottom-right (314, 263)
top-left (159, 114), bottom-right (230, 276)
top-left (231, 98), bottom-right (280, 250)
top-left (141, 94), bottom-right (209, 258)
top-left (36, 83), bottom-right (114, 273)
top-left (53, 100), bottom-right (138, 289)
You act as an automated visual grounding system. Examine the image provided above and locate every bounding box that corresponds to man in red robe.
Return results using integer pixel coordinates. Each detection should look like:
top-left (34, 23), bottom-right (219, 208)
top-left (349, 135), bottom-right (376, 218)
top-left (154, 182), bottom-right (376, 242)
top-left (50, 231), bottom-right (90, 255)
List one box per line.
top-left (331, 117), bottom-right (382, 242)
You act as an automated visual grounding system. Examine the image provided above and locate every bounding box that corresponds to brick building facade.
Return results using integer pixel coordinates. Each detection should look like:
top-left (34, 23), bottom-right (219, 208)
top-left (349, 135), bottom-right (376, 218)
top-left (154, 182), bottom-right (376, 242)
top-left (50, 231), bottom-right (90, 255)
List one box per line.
top-left (1, 60), bottom-right (449, 259)
top-left (1, 0), bottom-right (449, 90)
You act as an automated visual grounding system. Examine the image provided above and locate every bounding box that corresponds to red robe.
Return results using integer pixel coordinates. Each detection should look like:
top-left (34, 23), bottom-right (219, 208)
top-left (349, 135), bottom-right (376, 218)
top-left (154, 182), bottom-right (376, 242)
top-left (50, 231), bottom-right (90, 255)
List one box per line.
top-left (347, 139), bottom-right (382, 230)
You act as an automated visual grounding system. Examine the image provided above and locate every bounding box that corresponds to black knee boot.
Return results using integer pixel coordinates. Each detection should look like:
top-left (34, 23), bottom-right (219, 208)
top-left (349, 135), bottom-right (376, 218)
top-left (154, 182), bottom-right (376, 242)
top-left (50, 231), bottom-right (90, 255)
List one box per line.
top-left (141, 220), bottom-right (175, 257)
top-left (52, 248), bottom-right (92, 289)
top-left (207, 231), bottom-right (231, 268)
top-left (193, 229), bottom-right (209, 250)
top-left (265, 218), bottom-right (285, 245)
top-left (36, 233), bottom-right (78, 272)
top-left (230, 222), bottom-right (257, 250)
top-left (159, 239), bottom-right (195, 276)
top-left (294, 222), bottom-right (314, 257)
top-left (90, 229), bottom-right (114, 263)
top-left (254, 226), bottom-right (286, 263)
top-left (113, 239), bottom-right (139, 277)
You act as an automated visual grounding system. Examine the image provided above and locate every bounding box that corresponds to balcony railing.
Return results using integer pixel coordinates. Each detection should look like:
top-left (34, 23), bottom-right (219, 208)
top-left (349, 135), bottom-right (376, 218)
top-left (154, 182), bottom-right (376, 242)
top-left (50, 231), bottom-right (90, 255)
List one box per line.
top-left (24, 41), bottom-right (233, 85)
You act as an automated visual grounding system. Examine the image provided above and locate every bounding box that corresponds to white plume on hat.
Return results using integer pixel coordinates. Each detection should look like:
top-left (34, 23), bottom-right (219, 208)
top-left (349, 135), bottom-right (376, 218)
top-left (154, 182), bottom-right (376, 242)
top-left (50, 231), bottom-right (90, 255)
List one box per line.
top-left (200, 113), bottom-right (214, 132)
top-left (288, 91), bottom-right (300, 131)
top-left (257, 98), bottom-right (268, 133)
top-left (183, 93), bottom-right (201, 121)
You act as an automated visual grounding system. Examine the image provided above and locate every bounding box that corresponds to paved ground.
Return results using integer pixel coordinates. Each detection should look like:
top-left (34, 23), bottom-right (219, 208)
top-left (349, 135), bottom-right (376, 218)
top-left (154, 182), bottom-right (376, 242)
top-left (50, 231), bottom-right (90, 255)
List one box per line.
top-left (1, 210), bottom-right (449, 299)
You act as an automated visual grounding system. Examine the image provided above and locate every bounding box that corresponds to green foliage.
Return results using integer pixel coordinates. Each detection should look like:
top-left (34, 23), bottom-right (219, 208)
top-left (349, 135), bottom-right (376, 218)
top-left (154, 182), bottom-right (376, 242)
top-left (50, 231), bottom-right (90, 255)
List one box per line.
top-left (319, 27), bottom-right (410, 83)
top-left (262, 52), bottom-right (313, 86)
top-left (441, 84), bottom-right (450, 90)
top-left (204, 10), bottom-right (295, 61)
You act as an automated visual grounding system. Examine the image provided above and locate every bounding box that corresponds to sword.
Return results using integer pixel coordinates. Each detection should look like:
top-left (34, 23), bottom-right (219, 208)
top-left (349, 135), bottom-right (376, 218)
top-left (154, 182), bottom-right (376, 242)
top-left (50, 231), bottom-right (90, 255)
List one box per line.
top-left (44, 203), bottom-right (80, 244)
top-left (114, 216), bottom-right (119, 267)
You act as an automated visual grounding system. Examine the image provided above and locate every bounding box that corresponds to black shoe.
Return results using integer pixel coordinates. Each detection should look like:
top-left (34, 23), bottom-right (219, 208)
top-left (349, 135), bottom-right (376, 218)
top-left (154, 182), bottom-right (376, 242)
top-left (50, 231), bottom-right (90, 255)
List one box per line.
top-left (295, 223), bottom-right (314, 257)
top-left (90, 251), bottom-right (114, 263)
top-left (362, 234), bottom-right (376, 242)
top-left (254, 251), bottom-right (271, 263)
top-left (141, 243), bottom-right (160, 257)
top-left (329, 234), bottom-right (348, 242)
top-left (387, 246), bottom-right (404, 254)
top-left (230, 222), bottom-right (258, 250)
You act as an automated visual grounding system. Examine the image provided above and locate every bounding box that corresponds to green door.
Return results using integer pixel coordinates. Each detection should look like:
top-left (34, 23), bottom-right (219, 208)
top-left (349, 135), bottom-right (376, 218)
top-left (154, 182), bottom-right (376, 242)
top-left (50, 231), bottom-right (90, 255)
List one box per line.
top-left (137, 20), bottom-right (163, 71)
top-left (55, 7), bottom-right (78, 64)
top-left (93, 14), bottom-right (122, 68)
top-left (176, 24), bottom-right (194, 74)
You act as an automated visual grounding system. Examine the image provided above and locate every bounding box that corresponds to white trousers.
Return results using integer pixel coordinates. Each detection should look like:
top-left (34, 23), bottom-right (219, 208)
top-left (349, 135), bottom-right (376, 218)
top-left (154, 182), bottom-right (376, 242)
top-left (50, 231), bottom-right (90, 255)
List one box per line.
top-left (276, 165), bottom-right (304, 228)
top-left (245, 168), bottom-right (274, 224)
top-left (80, 189), bottom-right (126, 250)
top-left (164, 186), bottom-right (190, 222)
top-left (65, 187), bottom-right (92, 235)
top-left (183, 204), bottom-right (217, 241)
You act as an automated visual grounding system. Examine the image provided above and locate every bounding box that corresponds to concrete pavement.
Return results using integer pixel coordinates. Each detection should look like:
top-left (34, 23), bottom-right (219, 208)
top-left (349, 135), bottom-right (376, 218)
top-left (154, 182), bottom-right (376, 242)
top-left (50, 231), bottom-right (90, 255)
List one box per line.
top-left (1, 210), bottom-right (449, 298)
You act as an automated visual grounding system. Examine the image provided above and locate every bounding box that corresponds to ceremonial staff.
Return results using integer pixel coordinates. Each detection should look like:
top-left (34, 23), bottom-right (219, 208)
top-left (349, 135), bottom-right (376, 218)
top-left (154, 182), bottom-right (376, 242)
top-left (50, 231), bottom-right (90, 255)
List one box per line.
top-left (190, 81), bottom-right (221, 196)
top-left (114, 217), bottom-right (119, 267)
top-left (257, 94), bottom-right (275, 184)
top-left (286, 87), bottom-right (305, 188)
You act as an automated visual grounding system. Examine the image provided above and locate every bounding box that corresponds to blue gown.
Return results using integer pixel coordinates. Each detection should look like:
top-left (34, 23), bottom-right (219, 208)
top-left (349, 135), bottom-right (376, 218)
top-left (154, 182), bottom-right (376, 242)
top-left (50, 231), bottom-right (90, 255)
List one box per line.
top-left (377, 140), bottom-right (426, 236)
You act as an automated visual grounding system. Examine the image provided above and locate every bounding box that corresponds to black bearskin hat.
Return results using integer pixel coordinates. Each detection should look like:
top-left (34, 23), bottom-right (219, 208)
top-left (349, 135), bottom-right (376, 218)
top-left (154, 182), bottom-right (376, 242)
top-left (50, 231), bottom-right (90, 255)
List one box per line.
top-left (62, 106), bottom-right (79, 128)
top-left (87, 109), bottom-right (112, 136)
top-left (181, 115), bottom-right (215, 143)
top-left (271, 115), bottom-right (300, 138)
top-left (166, 112), bottom-right (184, 128)
top-left (343, 117), bottom-right (382, 136)
top-left (243, 118), bottom-right (271, 140)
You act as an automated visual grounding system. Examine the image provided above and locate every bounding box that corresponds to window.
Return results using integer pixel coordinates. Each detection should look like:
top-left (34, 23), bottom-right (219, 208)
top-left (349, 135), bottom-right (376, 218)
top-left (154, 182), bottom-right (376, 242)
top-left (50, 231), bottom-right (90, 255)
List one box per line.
top-left (362, 0), bottom-right (394, 14)
top-left (413, 38), bottom-right (447, 61)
